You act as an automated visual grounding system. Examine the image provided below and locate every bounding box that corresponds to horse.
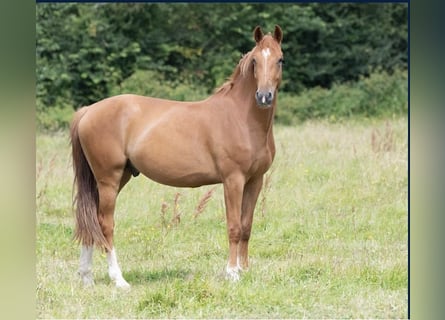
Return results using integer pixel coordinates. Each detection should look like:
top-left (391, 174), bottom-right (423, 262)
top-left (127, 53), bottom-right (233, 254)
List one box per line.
top-left (70, 25), bottom-right (284, 288)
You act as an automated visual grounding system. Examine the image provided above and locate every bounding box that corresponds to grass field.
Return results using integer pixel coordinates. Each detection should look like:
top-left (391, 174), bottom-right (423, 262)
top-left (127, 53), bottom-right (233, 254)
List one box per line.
top-left (36, 117), bottom-right (408, 319)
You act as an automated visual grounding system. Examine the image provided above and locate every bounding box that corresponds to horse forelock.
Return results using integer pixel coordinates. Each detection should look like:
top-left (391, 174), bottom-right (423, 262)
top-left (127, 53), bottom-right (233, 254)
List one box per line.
top-left (257, 35), bottom-right (281, 52)
top-left (240, 35), bottom-right (280, 76)
top-left (214, 35), bottom-right (280, 95)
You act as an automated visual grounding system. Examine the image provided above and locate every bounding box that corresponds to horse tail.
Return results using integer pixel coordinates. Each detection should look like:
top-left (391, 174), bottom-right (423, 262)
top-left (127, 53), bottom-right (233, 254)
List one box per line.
top-left (70, 107), bottom-right (110, 251)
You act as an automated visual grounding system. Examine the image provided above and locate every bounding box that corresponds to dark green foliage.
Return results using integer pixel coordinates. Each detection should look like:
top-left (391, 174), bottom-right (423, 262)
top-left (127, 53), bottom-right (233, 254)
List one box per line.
top-left (36, 3), bottom-right (408, 126)
top-left (111, 70), bottom-right (208, 102)
top-left (36, 4), bottom-right (141, 108)
top-left (276, 69), bottom-right (408, 125)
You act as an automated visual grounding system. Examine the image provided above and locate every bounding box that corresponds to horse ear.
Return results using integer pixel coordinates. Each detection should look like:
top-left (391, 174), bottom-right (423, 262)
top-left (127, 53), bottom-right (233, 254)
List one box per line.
top-left (253, 26), bottom-right (264, 43)
top-left (273, 25), bottom-right (283, 44)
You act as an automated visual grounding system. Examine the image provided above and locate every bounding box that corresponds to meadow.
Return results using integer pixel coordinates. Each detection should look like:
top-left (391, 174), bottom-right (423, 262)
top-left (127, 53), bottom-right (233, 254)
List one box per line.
top-left (36, 117), bottom-right (408, 319)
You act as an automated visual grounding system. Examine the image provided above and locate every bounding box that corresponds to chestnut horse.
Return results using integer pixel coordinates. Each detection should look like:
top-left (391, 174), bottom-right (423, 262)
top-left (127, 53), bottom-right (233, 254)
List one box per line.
top-left (70, 25), bottom-right (283, 288)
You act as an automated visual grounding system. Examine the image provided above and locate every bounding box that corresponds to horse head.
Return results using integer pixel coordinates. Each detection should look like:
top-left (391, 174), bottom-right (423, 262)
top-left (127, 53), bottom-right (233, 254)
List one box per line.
top-left (250, 25), bottom-right (283, 108)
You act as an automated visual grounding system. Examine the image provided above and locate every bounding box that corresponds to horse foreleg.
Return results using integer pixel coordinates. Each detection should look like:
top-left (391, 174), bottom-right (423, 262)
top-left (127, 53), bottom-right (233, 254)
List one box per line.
top-left (239, 175), bottom-right (264, 271)
top-left (223, 174), bottom-right (245, 281)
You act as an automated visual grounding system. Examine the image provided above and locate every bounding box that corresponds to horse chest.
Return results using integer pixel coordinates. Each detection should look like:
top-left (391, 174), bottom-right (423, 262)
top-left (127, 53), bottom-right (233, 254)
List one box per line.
top-left (249, 145), bottom-right (274, 175)
top-left (232, 140), bottom-right (274, 177)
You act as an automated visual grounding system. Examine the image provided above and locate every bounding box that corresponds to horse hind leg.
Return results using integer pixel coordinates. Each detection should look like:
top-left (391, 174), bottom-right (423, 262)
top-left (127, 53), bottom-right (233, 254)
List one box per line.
top-left (79, 245), bottom-right (94, 287)
top-left (98, 169), bottom-right (132, 289)
top-left (107, 247), bottom-right (129, 289)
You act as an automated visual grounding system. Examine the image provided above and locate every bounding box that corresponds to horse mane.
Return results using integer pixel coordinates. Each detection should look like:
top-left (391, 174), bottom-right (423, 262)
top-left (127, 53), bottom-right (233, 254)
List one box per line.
top-left (214, 50), bottom-right (254, 95)
top-left (214, 34), bottom-right (278, 95)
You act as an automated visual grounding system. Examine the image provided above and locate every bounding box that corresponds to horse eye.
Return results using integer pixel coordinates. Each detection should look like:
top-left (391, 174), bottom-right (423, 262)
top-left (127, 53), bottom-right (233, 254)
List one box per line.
top-left (278, 58), bottom-right (284, 65)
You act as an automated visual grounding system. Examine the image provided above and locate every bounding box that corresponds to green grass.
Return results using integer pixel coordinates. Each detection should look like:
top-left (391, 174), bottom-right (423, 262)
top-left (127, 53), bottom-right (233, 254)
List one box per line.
top-left (36, 117), bottom-right (408, 319)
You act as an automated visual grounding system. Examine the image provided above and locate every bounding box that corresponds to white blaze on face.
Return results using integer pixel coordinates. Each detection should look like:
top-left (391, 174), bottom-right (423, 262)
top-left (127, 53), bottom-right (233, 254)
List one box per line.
top-left (261, 48), bottom-right (271, 82)
top-left (262, 47), bottom-right (271, 59)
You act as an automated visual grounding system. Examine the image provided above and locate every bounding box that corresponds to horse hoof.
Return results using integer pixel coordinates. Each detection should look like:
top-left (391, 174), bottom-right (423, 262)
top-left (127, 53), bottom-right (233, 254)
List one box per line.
top-left (225, 266), bottom-right (241, 282)
top-left (115, 279), bottom-right (131, 289)
top-left (79, 272), bottom-right (95, 287)
top-left (82, 279), bottom-right (95, 287)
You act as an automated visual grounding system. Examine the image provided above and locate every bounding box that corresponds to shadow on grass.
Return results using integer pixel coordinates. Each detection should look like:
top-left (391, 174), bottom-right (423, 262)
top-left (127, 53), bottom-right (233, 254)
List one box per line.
top-left (123, 268), bottom-right (191, 284)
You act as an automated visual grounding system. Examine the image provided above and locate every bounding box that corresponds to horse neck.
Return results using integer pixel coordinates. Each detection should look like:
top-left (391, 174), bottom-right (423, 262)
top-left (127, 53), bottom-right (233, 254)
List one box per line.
top-left (229, 74), bottom-right (276, 138)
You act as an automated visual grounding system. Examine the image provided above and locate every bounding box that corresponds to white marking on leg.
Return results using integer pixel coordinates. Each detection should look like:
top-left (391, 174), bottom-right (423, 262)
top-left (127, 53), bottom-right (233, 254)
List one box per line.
top-left (225, 256), bottom-right (242, 282)
top-left (225, 263), bottom-right (240, 282)
top-left (107, 247), bottom-right (130, 289)
top-left (79, 245), bottom-right (94, 287)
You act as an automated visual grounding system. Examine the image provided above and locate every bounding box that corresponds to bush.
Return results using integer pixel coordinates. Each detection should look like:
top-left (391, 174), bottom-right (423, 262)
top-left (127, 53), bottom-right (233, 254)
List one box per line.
top-left (36, 69), bottom-right (407, 131)
top-left (36, 102), bottom-right (74, 132)
top-left (111, 70), bottom-right (209, 102)
top-left (275, 69), bottom-right (407, 125)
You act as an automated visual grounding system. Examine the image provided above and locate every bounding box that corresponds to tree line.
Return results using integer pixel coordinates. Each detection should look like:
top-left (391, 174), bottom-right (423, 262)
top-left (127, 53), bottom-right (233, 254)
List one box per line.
top-left (36, 3), bottom-right (407, 111)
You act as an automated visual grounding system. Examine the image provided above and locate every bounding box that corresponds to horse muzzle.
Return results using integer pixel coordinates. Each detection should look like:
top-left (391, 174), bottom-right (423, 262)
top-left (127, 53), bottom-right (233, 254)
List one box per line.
top-left (255, 90), bottom-right (274, 108)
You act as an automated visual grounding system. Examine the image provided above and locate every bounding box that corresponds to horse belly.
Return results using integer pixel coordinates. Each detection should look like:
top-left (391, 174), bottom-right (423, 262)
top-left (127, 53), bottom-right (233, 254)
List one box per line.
top-left (145, 169), bottom-right (220, 188)
top-left (129, 132), bottom-right (220, 188)
top-left (137, 157), bottom-right (220, 188)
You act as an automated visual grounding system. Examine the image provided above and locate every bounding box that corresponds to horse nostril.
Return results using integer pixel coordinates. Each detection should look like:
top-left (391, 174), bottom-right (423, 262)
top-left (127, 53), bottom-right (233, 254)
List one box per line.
top-left (255, 90), bottom-right (274, 106)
